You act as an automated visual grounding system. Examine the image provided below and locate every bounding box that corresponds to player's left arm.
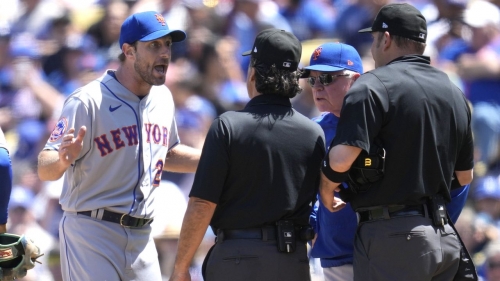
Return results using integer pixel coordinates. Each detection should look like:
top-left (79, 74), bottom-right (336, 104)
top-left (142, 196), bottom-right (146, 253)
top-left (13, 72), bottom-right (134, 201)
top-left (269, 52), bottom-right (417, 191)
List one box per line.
top-left (170, 196), bottom-right (216, 281)
top-left (163, 144), bottom-right (201, 173)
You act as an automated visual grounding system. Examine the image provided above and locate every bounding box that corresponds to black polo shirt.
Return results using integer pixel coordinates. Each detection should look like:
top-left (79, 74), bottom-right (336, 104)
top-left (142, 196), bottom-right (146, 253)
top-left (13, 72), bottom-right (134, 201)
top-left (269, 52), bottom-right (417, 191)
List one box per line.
top-left (189, 94), bottom-right (325, 231)
top-left (331, 55), bottom-right (474, 210)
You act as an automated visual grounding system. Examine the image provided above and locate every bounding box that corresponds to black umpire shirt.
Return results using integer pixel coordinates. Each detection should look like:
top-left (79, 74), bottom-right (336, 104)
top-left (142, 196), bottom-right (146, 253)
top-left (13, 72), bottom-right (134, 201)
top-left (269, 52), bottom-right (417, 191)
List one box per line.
top-left (331, 55), bottom-right (474, 210)
top-left (189, 94), bottom-right (325, 232)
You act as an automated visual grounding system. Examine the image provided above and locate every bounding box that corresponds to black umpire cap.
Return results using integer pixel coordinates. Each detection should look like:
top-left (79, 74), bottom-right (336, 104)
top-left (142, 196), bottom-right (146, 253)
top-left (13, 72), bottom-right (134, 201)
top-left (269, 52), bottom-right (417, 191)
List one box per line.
top-left (242, 28), bottom-right (302, 70)
top-left (358, 3), bottom-right (427, 43)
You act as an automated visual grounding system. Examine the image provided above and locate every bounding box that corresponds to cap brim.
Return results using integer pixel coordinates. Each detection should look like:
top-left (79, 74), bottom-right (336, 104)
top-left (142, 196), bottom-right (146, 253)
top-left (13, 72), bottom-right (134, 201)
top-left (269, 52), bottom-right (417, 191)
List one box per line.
top-left (303, 65), bottom-right (346, 72)
top-left (358, 27), bottom-right (373, 33)
top-left (242, 50), bottom-right (252, 56)
top-left (140, 29), bottom-right (187, 43)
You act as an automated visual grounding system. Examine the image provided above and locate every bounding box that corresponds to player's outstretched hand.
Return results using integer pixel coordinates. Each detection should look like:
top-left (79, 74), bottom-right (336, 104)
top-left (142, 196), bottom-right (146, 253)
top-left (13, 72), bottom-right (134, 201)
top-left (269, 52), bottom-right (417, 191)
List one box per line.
top-left (59, 126), bottom-right (86, 167)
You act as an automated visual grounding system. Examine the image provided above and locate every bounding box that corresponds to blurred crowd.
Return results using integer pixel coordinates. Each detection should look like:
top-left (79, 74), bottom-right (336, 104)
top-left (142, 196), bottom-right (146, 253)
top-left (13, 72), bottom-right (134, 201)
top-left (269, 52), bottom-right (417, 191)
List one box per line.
top-left (1, 0), bottom-right (500, 280)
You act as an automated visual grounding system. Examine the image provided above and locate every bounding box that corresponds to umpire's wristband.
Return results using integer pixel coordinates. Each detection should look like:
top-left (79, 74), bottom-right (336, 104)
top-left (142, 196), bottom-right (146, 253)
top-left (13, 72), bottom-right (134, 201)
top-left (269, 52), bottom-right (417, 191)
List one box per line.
top-left (321, 156), bottom-right (349, 183)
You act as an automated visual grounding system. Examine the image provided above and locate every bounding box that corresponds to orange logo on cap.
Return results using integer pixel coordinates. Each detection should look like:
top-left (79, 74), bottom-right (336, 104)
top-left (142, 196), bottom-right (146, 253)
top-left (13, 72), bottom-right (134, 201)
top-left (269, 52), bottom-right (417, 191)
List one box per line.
top-left (155, 14), bottom-right (166, 26)
top-left (312, 47), bottom-right (322, 60)
top-left (347, 60), bottom-right (353, 66)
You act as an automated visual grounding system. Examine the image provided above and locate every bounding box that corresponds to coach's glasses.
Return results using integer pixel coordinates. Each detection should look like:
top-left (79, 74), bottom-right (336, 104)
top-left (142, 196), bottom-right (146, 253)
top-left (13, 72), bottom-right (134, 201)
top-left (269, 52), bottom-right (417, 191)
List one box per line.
top-left (307, 73), bottom-right (350, 87)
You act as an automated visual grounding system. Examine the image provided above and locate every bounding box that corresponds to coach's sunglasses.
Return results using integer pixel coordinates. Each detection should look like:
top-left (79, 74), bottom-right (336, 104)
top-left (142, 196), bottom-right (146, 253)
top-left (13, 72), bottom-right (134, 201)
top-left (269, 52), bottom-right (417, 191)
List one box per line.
top-left (307, 73), bottom-right (350, 87)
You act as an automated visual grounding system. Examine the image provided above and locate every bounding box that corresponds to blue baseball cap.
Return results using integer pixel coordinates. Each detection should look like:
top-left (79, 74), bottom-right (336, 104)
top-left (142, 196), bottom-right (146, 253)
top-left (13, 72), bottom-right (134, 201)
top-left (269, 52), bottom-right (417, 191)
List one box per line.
top-left (304, 43), bottom-right (363, 76)
top-left (119, 11), bottom-right (186, 49)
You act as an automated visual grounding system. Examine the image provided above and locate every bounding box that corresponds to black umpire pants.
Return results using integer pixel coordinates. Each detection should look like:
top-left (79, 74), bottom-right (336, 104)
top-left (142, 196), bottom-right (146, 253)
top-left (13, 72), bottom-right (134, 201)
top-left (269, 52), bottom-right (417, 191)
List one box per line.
top-left (203, 237), bottom-right (311, 281)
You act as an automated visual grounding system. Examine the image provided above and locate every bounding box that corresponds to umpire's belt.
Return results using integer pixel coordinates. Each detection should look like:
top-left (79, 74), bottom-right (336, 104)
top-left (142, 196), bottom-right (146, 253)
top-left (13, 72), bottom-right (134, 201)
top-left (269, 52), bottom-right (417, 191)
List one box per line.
top-left (218, 226), bottom-right (277, 241)
top-left (357, 204), bottom-right (426, 223)
top-left (77, 209), bottom-right (153, 228)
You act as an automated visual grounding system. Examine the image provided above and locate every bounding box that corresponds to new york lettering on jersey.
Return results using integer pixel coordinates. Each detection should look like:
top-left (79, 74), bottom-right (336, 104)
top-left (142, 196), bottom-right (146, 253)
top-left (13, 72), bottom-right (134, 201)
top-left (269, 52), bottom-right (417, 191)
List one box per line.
top-left (94, 123), bottom-right (170, 157)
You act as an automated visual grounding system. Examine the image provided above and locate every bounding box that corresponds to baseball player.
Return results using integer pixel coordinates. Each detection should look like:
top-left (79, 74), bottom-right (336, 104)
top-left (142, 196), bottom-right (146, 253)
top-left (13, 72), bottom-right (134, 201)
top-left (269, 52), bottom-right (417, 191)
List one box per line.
top-left (0, 127), bottom-right (12, 234)
top-left (37, 11), bottom-right (200, 281)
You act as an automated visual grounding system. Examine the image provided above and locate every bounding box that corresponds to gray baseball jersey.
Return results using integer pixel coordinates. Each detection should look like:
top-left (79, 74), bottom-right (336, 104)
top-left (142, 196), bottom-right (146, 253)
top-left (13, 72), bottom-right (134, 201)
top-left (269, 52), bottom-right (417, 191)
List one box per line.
top-left (44, 70), bottom-right (179, 219)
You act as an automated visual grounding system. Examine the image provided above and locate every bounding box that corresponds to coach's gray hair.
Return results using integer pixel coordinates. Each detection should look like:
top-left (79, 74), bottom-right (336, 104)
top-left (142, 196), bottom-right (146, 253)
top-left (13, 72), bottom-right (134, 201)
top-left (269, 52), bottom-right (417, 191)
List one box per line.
top-left (251, 58), bottom-right (303, 98)
top-left (343, 70), bottom-right (358, 77)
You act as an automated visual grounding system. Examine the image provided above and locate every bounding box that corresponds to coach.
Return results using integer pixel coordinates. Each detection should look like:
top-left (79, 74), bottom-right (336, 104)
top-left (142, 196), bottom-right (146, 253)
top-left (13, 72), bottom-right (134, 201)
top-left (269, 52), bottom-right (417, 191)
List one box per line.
top-left (320, 3), bottom-right (475, 281)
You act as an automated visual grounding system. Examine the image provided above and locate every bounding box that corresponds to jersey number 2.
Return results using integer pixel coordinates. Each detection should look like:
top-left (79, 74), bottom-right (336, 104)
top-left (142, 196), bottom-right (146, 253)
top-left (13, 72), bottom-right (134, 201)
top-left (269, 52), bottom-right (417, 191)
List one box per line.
top-left (153, 159), bottom-right (164, 187)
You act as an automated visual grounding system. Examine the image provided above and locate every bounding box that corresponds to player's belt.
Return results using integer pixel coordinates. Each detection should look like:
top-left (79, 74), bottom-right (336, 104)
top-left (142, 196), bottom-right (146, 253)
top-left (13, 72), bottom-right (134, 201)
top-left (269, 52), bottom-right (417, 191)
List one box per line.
top-left (357, 204), bottom-right (427, 223)
top-left (77, 210), bottom-right (153, 228)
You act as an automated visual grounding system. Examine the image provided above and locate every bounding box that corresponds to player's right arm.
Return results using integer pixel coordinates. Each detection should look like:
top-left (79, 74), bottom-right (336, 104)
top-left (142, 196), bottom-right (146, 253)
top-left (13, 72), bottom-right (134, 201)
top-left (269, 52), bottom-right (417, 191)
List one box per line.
top-left (38, 92), bottom-right (91, 181)
top-left (38, 126), bottom-right (86, 181)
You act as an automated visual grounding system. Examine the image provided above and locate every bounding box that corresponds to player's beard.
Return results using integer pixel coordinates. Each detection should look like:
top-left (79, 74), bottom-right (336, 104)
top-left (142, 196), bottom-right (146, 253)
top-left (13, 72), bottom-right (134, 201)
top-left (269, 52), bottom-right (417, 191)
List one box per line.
top-left (134, 55), bottom-right (168, 86)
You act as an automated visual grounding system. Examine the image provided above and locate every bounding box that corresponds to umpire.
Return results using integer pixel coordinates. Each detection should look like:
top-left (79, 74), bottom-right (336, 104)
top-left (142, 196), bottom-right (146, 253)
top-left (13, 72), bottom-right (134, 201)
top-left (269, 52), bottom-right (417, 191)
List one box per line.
top-left (320, 3), bottom-right (475, 281)
top-left (170, 28), bottom-right (325, 281)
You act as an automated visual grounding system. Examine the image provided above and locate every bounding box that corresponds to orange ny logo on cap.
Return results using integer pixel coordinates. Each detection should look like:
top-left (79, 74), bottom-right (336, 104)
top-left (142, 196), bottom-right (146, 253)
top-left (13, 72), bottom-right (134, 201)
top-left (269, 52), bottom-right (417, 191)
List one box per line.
top-left (347, 60), bottom-right (354, 66)
top-left (312, 47), bottom-right (322, 60)
top-left (155, 14), bottom-right (166, 26)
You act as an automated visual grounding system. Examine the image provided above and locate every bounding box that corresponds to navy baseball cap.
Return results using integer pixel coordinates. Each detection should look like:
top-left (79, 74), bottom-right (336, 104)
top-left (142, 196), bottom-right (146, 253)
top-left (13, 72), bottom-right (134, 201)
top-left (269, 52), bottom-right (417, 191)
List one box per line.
top-left (358, 3), bottom-right (427, 43)
top-left (119, 11), bottom-right (186, 48)
top-left (242, 28), bottom-right (301, 70)
top-left (303, 43), bottom-right (363, 76)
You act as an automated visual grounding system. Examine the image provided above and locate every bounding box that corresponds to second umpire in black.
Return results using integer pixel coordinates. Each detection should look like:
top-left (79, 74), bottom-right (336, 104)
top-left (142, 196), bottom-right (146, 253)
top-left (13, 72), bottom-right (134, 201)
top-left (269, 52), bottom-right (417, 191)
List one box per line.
top-left (319, 3), bottom-right (475, 281)
top-left (170, 28), bottom-right (325, 281)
